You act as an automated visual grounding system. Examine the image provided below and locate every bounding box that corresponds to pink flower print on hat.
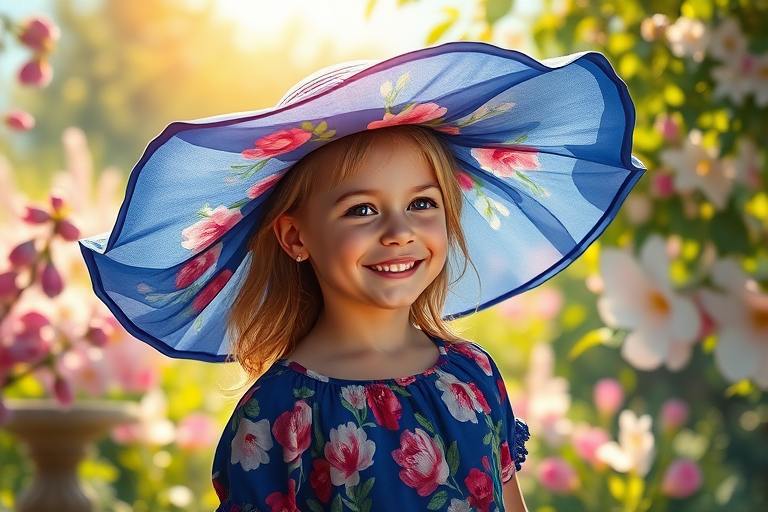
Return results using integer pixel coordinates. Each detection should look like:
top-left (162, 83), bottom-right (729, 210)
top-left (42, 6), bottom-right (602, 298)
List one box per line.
top-left (181, 205), bottom-right (243, 254)
top-left (272, 400), bottom-right (312, 465)
top-left (368, 73), bottom-right (449, 131)
top-left (471, 146), bottom-right (541, 178)
top-left (242, 128), bottom-right (312, 160)
top-left (192, 269), bottom-right (233, 313)
top-left (324, 422), bottom-right (375, 487)
top-left (176, 243), bottom-right (222, 289)
top-left (392, 428), bottom-right (449, 497)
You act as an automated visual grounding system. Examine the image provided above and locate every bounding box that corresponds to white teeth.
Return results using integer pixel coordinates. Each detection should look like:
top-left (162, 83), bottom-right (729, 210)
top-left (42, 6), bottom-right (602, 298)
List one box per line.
top-left (370, 262), bottom-right (416, 273)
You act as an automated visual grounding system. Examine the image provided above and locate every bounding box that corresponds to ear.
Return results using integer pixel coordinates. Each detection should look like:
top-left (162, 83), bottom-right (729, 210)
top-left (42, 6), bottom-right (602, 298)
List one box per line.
top-left (273, 213), bottom-right (304, 259)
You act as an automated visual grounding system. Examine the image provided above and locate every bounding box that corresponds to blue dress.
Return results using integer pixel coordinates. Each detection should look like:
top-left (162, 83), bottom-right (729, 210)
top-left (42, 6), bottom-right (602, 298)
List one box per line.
top-left (212, 337), bottom-right (530, 512)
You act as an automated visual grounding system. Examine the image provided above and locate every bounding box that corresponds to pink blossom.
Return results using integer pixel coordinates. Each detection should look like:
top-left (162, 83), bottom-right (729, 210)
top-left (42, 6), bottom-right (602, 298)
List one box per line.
top-left (660, 398), bottom-right (690, 432)
top-left (435, 371), bottom-right (490, 423)
top-left (53, 376), bottom-right (74, 407)
top-left (309, 459), bottom-right (332, 503)
top-left (572, 425), bottom-right (610, 467)
top-left (265, 479), bottom-right (299, 512)
top-left (500, 441), bottom-right (514, 481)
top-left (242, 128), bottom-right (312, 160)
top-left (395, 375), bottom-right (417, 386)
top-left (49, 193), bottom-right (65, 213)
top-left (367, 103), bottom-right (447, 130)
top-left (231, 417), bottom-right (273, 470)
top-left (181, 206), bottom-right (243, 254)
top-left (246, 173), bottom-right (283, 199)
top-left (456, 172), bottom-right (474, 191)
top-left (452, 343), bottom-right (492, 376)
top-left (654, 114), bottom-right (680, 143)
top-left (56, 219), bottom-right (80, 241)
top-left (18, 16), bottom-right (60, 52)
top-left (9, 240), bottom-right (37, 268)
top-left (366, 383), bottom-right (402, 430)
top-left (0, 272), bottom-right (20, 301)
top-left (40, 262), bottom-right (64, 298)
top-left (392, 428), bottom-right (449, 497)
top-left (4, 109), bottom-right (35, 131)
top-left (22, 206), bottom-right (50, 224)
top-left (175, 243), bottom-right (222, 289)
top-left (538, 457), bottom-right (579, 495)
top-left (86, 317), bottom-right (115, 347)
top-left (341, 385), bottom-right (367, 409)
top-left (18, 57), bottom-right (53, 88)
top-left (324, 422), bottom-right (376, 487)
top-left (57, 343), bottom-right (111, 397)
top-left (272, 400), bottom-right (312, 464)
top-left (470, 147), bottom-right (541, 178)
top-left (661, 459), bottom-right (703, 499)
top-left (101, 320), bottom-right (162, 393)
top-left (6, 311), bottom-right (53, 364)
top-left (594, 378), bottom-right (623, 417)
top-left (176, 413), bottom-right (219, 450)
top-left (192, 269), bottom-right (233, 313)
top-left (650, 173), bottom-right (675, 199)
top-left (465, 468), bottom-right (494, 512)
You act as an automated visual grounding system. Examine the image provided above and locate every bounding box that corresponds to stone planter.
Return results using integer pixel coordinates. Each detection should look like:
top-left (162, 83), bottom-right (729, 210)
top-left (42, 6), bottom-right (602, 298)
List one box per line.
top-left (4, 400), bottom-right (138, 512)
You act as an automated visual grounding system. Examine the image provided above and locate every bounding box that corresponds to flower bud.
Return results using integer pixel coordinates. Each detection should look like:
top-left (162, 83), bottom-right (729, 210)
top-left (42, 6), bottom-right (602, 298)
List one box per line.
top-left (538, 457), bottom-right (579, 495)
top-left (594, 378), bottom-right (624, 418)
top-left (9, 240), bottom-right (38, 268)
top-left (0, 271), bottom-right (20, 301)
top-left (18, 57), bottom-right (53, 88)
top-left (18, 16), bottom-right (61, 52)
top-left (53, 376), bottom-right (74, 407)
top-left (4, 109), bottom-right (35, 131)
top-left (7, 311), bottom-right (53, 364)
top-left (660, 398), bottom-right (690, 433)
top-left (572, 425), bottom-right (610, 468)
top-left (650, 172), bottom-right (675, 199)
top-left (41, 262), bottom-right (64, 298)
top-left (661, 459), bottom-right (703, 499)
top-left (654, 113), bottom-right (680, 143)
top-left (22, 206), bottom-right (51, 224)
top-left (56, 218), bottom-right (80, 241)
top-left (87, 317), bottom-right (115, 347)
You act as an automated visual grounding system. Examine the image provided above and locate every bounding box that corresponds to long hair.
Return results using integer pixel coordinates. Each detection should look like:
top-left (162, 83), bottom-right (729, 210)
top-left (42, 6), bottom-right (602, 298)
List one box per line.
top-left (227, 125), bottom-right (475, 381)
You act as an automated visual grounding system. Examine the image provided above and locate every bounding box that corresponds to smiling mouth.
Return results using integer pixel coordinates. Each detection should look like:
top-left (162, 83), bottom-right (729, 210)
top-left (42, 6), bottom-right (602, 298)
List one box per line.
top-left (364, 260), bottom-right (422, 273)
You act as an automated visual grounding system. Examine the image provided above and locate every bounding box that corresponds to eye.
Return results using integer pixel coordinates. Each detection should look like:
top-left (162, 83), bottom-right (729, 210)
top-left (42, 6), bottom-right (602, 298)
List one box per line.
top-left (409, 197), bottom-right (439, 211)
top-left (345, 204), bottom-right (378, 217)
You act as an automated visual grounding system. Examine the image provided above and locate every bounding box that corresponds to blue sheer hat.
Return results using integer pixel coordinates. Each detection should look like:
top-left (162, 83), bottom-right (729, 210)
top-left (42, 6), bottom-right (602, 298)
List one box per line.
top-left (80, 41), bottom-right (644, 362)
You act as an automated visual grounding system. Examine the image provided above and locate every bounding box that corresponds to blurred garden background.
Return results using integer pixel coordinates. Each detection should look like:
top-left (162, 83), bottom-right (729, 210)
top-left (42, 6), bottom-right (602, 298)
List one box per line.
top-left (1, 0), bottom-right (767, 511)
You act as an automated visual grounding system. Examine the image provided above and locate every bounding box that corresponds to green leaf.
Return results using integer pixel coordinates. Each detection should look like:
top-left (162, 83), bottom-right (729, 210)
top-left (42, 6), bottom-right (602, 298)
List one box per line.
top-left (447, 441), bottom-right (459, 476)
top-left (427, 490), bottom-right (448, 510)
top-left (426, 8), bottom-right (459, 45)
top-left (483, 432), bottom-right (493, 445)
top-left (391, 385), bottom-right (411, 397)
top-left (301, 121), bottom-right (314, 131)
top-left (243, 399), bottom-right (260, 418)
top-left (361, 498), bottom-right (372, 512)
top-left (293, 387), bottom-right (315, 399)
top-left (568, 328), bottom-right (613, 360)
top-left (331, 495), bottom-right (343, 512)
top-left (227, 198), bottom-right (250, 210)
top-left (358, 477), bottom-right (375, 501)
top-left (319, 130), bottom-right (336, 139)
top-left (414, 412), bottom-right (435, 434)
top-left (341, 398), bottom-right (359, 417)
top-left (312, 402), bottom-right (325, 457)
top-left (314, 121), bottom-right (328, 134)
top-left (306, 500), bottom-right (325, 512)
top-left (230, 408), bottom-right (244, 432)
top-left (486, 0), bottom-right (513, 25)
top-left (342, 497), bottom-right (359, 511)
top-left (709, 205), bottom-right (750, 256)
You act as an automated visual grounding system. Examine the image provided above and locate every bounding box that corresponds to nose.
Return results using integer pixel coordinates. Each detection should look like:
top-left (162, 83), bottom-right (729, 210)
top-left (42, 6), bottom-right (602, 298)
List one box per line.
top-left (380, 212), bottom-right (415, 246)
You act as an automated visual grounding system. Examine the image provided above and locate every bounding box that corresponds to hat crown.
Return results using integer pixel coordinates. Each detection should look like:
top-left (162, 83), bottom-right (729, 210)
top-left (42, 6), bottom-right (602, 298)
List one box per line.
top-left (277, 61), bottom-right (373, 107)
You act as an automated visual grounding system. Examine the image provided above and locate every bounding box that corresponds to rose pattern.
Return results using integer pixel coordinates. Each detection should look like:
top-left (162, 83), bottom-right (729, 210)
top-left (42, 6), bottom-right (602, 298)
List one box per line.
top-left (367, 102), bottom-right (448, 130)
top-left (309, 459), bottom-right (332, 503)
top-left (453, 343), bottom-right (492, 376)
top-left (366, 383), bottom-right (403, 430)
top-left (247, 172), bottom-right (283, 199)
top-left (392, 428), bottom-right (449, 497)
top-left (181, 205), bottom-right (243, 254)
top-left (265, 479), bottom-right (299, 512)
top-left (242, 128), bottom-right (312, 160)
top-left (500, 441), bottom-right (514, 481)
top-left (324, 422), bottom-right (376, 487)
top-left (471, 147), bottom-right (541, 178)
top-left (192, 269), bottom-right (233, 313)
top-left (272, 400), bottom-right (312, 464)
top-left (435, 370), bottom-right (491, 423)
top-left (465, 468), bottom-right (495, 512)
top-left (176, 243), bottom-right (222, 289)
top-left (341, 385), bottom-right (367, 410)
top-left (230, 417), bottom-right (273, 471)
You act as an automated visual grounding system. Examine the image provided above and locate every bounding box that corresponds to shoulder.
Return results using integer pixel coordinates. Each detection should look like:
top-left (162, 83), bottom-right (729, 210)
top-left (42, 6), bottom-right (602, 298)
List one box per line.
top-left (445, 340), bottom-right (499, 378)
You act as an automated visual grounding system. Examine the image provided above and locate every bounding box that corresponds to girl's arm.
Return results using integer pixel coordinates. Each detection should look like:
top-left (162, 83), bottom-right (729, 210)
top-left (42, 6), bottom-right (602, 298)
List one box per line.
top-left (503, 471), bottom-right (529, 512)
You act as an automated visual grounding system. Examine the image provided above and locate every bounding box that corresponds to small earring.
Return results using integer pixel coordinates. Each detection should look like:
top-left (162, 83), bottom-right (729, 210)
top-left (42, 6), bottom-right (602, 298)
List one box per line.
top-left (296, 254), bottom-right (302, 262)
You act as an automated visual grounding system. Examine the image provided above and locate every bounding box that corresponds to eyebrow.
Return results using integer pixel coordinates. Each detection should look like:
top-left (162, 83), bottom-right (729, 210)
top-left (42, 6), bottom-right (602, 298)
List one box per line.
top-left (333, 183), bottom-right (441, 205)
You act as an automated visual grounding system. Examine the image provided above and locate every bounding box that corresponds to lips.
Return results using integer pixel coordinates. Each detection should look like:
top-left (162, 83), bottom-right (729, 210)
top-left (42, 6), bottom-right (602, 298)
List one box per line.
top-left (364, 259), bottom-right (423, 274)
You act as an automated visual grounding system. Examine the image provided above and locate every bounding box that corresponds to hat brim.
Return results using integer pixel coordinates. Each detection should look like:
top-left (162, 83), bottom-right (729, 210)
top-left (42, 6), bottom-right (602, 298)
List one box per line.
top-left (80, 41), bottom-right (644, 362)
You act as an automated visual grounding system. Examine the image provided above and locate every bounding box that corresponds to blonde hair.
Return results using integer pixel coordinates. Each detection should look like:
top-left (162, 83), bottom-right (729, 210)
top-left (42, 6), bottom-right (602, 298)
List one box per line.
top-left (227, 125), bottom-right (474, 380)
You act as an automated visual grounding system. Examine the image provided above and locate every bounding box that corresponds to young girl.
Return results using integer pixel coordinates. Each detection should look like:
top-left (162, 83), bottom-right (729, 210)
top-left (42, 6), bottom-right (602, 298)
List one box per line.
top-left (80, 42), bottom-right (644, 512)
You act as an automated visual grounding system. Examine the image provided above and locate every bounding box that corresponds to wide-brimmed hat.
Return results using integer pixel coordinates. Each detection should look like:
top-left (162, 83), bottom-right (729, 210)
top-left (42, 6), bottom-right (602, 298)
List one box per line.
top-left (80, 41), bottom-right (645, 362)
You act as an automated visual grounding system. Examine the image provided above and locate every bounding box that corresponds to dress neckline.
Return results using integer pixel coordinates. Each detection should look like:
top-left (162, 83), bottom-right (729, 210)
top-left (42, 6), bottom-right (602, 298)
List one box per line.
top-left (276, 335), bottom-right (449, 386)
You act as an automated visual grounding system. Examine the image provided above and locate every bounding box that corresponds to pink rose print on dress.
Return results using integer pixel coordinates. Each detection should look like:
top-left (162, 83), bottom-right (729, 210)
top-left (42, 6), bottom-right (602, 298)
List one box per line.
top-left (212, 471), bottom-right (228, 501)
top-left (272, 400), bottom-right (312, 464)
top-left (265, 478), bottom-right (299, 512)
top-left (341, 385), bottom-right (367, 410)
top-left (395, 375), bottom-right (417, 387)
top-left (500, 441), bottom-right (514, 481)
top-left (324, 422), bottom-right (376, 487)
top-left (181, 205), bottom-right (243, 254)
top-left (452, 343), bottom-right (492, 376)
top-left (230, 417), bottom-right (273, 471)
top-left (192, 269), bottom-right (233, 313)
top-left (435, 371), bottom-right (491, 423)
top-left (465, 468), bottom-right (495, 512)
top-left (309, 459), bottom-right (332, 504)
top-left (365, 383), bottom-right (402, 430)
top-left (242, 128), bottom-right (312, 160)
top-left (176, 243), bottom-right (222, 289)
top-left (392, 428), bottom-right (450, 497)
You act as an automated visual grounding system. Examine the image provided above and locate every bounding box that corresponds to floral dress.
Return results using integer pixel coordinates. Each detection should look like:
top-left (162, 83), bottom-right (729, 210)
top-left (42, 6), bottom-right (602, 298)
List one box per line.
top-left (212, 338), bottom-right (530, 512)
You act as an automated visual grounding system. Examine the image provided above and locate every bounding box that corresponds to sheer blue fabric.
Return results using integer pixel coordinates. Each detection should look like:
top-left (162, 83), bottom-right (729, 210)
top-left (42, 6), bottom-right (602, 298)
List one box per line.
top-left (212, 338), bottom-right (529, 512)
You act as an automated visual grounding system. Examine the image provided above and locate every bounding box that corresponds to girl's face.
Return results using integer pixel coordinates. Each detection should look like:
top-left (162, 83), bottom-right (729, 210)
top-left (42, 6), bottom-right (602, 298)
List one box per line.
top-left (294, 136), bottom-right (448, 316)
